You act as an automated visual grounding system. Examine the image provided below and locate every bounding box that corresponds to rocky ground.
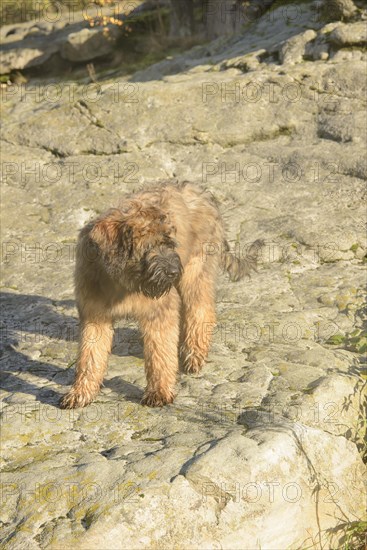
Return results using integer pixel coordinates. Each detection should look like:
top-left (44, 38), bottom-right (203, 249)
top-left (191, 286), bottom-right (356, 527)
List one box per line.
top-left (1, 1), bottom-right (366, 549)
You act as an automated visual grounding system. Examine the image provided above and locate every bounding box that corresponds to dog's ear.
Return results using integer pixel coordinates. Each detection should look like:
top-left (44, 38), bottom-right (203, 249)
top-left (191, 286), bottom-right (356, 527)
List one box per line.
top-left (90, 217), bottom-right (120, 246)
top-left (89, 210), bottom-right (133, 256)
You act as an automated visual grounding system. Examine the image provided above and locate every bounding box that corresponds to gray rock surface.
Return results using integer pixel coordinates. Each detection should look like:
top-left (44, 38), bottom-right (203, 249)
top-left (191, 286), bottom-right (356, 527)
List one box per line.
top-left (1, 2), bottom-right (366, 549)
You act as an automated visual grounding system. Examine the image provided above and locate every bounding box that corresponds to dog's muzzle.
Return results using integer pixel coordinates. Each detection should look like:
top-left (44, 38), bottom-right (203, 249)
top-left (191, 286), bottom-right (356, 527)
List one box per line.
top-left (141, 252), bottom-right (183, 299)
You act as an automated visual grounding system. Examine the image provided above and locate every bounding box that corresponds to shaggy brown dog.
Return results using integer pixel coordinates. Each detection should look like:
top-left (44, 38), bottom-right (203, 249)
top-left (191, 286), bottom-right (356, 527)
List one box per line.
top-left (60, 182), bottom-right (261, 409)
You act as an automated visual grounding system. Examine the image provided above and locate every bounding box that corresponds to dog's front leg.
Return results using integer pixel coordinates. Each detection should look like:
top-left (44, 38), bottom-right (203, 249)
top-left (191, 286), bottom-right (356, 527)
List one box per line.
top-left (138, 293), bottom-right (180, 407)
top-left (60, 318), bottom-right (113, 409)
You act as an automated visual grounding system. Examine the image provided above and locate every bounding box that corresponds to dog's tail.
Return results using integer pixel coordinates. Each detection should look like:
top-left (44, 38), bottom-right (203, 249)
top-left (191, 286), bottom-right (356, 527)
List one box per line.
top-left (222, 239), bottom-right (264, 282)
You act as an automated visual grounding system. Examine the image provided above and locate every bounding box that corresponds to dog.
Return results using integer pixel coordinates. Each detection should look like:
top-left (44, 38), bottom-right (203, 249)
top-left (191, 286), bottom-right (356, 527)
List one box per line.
top-left (60, 182), bottom-right (261, 409)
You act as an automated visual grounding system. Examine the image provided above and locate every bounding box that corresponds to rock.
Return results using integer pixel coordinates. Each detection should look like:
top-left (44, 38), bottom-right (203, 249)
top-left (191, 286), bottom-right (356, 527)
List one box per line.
top-left (318, 48), bottom-right (329, 60)
top-left (0, 44), bottom-right (58, 73)
top-left (320, 0), bottom-right (358, 21)
top-left (0, 4), bottom-right (126, 73)
top-left (0, 18), bottom-right (78, 73)
top-left (184, 427), bottom-right (364, 549)
top-left (304, 32), bottom-right (330, 60)
top-left (220, 49), bottom-right (267, 72)
top-left (60, 27), bottom-right (120, 62)
top-left (9, 71), bottom-right (28, 84)
top-left (329, 21), bottom-right (367, 46)
top-left (279, 29), bottom-right (317, 64)
top-left (331, 48), bottom-right (365, 61)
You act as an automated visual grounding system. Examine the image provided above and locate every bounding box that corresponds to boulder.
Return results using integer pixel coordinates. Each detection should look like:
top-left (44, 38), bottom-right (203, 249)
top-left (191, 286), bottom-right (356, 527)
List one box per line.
top-left (279, 29), bottom-right (317, 64)
top-left (329, 21), bottom-right (367, 46)
top-left (60, 27), bottom-right (120, 62)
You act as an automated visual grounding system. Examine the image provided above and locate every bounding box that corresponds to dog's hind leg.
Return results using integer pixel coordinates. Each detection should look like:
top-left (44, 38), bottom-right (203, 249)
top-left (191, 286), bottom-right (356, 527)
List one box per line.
top-left (179, 256), bottom-right (217, 374)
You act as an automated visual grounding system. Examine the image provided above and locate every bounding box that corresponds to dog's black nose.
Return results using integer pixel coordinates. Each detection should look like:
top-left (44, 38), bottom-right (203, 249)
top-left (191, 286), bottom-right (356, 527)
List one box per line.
top-left (166, 266), bottom-right (180, 278)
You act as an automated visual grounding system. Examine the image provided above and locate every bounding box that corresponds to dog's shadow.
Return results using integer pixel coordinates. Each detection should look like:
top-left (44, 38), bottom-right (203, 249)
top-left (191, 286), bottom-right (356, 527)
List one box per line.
top-left (0, 291), bottom-right (145, 407)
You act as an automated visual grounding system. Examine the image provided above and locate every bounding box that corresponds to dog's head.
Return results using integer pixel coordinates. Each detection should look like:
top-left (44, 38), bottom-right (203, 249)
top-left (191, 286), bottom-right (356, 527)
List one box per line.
top-left (84, 202), bottom-right (183, 299)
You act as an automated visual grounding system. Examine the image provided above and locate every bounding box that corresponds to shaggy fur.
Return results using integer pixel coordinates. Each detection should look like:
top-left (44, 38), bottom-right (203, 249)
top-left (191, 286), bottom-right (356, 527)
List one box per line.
top-left (60, 182), bottom-right (261, 409)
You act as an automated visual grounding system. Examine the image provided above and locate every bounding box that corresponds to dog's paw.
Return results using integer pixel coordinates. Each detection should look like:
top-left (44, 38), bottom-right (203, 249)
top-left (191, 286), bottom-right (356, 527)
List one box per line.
top-left (182, 354), bottom-right (205, 375)
top-left (59, 390), bottom-right (93, 409)
top-left (141, 388), bottom-right (176, 407)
